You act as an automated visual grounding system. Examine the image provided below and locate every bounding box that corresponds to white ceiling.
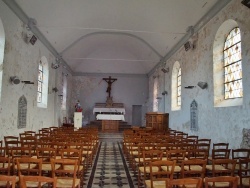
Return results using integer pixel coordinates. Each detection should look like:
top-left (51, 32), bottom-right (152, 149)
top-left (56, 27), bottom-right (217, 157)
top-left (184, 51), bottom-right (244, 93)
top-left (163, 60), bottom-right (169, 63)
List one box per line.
top-left (7, 0), bottom-right (231, 75)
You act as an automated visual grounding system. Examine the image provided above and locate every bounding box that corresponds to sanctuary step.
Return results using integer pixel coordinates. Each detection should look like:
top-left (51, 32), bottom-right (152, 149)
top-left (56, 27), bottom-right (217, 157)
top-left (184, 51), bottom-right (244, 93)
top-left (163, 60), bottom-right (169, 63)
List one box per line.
top-left (87, 120), bottom-right (131, 132)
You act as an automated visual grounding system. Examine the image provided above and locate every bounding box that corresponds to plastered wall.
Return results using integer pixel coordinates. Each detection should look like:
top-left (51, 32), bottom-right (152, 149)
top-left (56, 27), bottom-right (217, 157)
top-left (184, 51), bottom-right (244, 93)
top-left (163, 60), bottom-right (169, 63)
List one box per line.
top-left (0, 1), bottom-right (67, 140)
top-left (149, 0), bottom-right (250, 149)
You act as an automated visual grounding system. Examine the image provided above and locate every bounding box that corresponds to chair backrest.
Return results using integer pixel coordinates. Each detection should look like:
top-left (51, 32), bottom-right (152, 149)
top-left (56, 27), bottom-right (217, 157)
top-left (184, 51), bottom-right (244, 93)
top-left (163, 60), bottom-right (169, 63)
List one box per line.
top-left (36, 147), bottom-right (57, 162)
top-left (168, 177), bottom-right (202, 188)
top-left (211, 159), bottom-right (236, 177)
top-left (19, 175), bottom-right (57, 188)
top-left (148, 159), bottom-right (176, 188)
top-left (16, 157), bottom-right (42, 176)
top-left (0, 156), bottom-right (11, 175)
top-left (51, 158), bottom-right (78, 187)
top-left (181, 159), bottom-right (207, 179)
top-left (187, 149), bottom-right (209, 160)
top-left (204, 176), bottom-right (238, 188)
top-left (166, 149), bottom-right (186, 164)
top-left (213, 142), bottom-right (229, 150)
top-left (232, 148), bottom-right (250, 160)
top-left (212, 149), bottom-right (231, 159)
top-left (0, 175), bottom-right (17, 188)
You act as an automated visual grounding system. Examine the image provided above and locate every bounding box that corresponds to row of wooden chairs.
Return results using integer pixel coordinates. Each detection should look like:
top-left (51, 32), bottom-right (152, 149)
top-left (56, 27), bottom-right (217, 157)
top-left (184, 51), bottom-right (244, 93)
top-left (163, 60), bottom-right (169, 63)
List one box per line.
top-left (0, 126), bottom-right (99, 188)
top-left (123, 128), bottom-right (250, 187)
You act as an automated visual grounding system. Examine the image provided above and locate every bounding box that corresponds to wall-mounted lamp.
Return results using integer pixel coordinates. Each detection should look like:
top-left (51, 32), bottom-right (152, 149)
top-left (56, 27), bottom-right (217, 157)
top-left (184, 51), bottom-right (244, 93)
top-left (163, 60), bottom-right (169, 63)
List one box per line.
top-left (197, 82), bottom-right (208, 89)
top-left (161, 67), bottom-right (169, 73)
top-left (10, 76), bottom-right (21, 85)
top-left (52, 87), bottom-right (58, 92)
top-left (51, 58), bottom-right (61, 69)
top-left (162, 91), bottom-right (168, 95)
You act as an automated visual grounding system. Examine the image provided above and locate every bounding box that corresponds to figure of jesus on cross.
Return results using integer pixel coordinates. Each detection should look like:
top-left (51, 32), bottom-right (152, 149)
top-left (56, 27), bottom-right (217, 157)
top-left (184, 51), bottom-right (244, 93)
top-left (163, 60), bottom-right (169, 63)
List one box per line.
top-left (103, 76), bottom-right (117, 97)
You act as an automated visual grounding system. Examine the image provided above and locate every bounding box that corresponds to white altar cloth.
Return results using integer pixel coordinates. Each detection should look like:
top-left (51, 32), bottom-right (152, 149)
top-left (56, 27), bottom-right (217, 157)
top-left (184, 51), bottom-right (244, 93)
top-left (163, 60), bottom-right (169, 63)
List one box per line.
top-left (96, 114), bottom-right (125, 121)
top-left (93, 107), bottom-right (125, 114)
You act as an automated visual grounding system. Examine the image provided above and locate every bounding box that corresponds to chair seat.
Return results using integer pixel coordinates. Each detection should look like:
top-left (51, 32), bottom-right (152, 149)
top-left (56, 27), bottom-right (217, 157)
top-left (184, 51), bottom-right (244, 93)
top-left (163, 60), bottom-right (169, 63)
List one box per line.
top-left (15, 163), bottom-right (37, 169)
top-left (207, 181), bottom-right (230, 187)
top-left (240, 177), bottom-right (250, 186)
top-left (206, 164), bottom-right (226, 171)
top-left (134, 157), bottom-right (150, 163)
top-left (42, 164), bottom-right (60, 171)
top-left (139, 166), bottom-right (159, 173)
top-left (145, 180), bottom-right (167, 188)
top-left (130, 151), bottom-right (138, 155)
top-left (24, 181), bottom-right (46, 187)
top-left (184, 165), bottom-right (203, 171)
top-left (56, 178), bottom-right (80, 187)
top-left (161, 165), bottom-right (181, 172)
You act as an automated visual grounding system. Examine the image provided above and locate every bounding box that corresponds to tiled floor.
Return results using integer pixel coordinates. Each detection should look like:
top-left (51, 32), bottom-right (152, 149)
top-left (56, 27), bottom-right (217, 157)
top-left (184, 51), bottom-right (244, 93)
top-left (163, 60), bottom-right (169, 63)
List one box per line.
top-left (84, 132), bottom-right (137, 188)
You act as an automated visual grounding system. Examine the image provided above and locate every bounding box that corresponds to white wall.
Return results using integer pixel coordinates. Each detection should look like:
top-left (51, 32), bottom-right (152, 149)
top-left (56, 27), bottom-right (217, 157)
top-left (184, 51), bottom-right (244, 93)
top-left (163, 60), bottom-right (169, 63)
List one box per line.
top-left (0, 1), bottom-right (66, 140)
top-left (148, 0), bottom-right (250, 149)
top-left (70, 75), bottom-right (148, 125)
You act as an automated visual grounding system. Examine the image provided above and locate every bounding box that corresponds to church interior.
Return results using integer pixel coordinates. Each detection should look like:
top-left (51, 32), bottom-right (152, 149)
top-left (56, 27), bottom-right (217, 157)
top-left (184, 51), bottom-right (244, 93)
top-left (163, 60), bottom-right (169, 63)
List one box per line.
top-left (0, 0), bottom-right (250, 187)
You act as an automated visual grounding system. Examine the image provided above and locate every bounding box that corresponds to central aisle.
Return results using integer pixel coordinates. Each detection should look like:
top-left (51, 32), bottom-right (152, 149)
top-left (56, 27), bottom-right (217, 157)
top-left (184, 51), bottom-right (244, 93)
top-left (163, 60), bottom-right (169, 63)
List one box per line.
top-left (85, 133), bottom-right (136, 188)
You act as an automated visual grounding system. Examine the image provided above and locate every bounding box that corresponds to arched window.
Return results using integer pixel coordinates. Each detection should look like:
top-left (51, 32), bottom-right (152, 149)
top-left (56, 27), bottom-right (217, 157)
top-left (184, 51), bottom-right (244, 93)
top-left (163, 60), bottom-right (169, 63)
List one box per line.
top-left (177, 68), bottom-right (181, 106)
top-left (224, 27), bottom-right (242, 99)
top-left (213, 20), bottom-right (243, 107)
top-left (171, 61), bottom-right (181, 111)
top-left (153, 75), bottom-right (159, 112)
top-left (0, 18), bottom-right (5, 101)
top-left (37, 56), bottom-right (49, 108)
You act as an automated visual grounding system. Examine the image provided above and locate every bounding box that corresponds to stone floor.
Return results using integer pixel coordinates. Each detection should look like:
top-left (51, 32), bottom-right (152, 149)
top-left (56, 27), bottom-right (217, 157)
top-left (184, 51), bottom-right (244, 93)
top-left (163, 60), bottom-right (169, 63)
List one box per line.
top-left (83, 132), bottom-right (137, 188)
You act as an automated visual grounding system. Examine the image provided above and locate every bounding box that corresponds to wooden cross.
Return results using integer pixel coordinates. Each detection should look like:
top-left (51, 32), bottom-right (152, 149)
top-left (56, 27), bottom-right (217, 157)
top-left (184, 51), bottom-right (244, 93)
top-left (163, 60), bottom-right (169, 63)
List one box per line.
top-left (103, 76), bottom-right (117, 97)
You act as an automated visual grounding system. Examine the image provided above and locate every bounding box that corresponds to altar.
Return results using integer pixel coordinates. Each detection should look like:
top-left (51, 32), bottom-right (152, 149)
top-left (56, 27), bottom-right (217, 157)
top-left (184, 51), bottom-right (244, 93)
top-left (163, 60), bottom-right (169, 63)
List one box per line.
top-left (96, 114), bottom-right (125, 121)
top-left (93, 107), bottom-right (125, 115)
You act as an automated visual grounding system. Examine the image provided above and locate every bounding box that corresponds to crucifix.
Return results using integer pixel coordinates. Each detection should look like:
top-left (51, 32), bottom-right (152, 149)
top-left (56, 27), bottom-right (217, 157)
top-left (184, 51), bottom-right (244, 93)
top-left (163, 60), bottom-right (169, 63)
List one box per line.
top-left (103, 76), bottom-right (117, 97)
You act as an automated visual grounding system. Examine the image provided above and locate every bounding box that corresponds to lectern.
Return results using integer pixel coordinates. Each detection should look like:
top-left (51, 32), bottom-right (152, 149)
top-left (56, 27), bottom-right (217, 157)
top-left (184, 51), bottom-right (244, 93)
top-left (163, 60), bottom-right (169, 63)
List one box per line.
top-left (74, 112), bottom-right (82, 129)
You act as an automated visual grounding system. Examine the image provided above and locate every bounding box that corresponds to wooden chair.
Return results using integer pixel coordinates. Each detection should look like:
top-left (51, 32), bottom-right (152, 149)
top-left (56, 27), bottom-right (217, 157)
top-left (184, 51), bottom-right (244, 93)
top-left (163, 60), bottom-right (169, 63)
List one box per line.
top-left (16, 157), bottom-right (42, 176)
top-left (204, 176), bottom-right (239, 188)
top-left (168, 177), bottom-right (202, 188)
top-left (206, 159), bottom-right (236, 177)
top-left (51, 158), bottom-right (81, 188)
top-left (164, 149), bottom-right (186, 178)
top-left (138, 150), bottom-right (163, 187)
top-left (238, 158), bottom-right (250, 188)
top-left (0, 156), bottom-right (11, 175)
top-left (231, 148), bottom-right (250, 174)
top-left (145, 160), bottom-right (176, 188)
top-left (60, 148), bottom-right (84, 179)
top-left (0, 175), bottom-right (17, 188)
top-left (36, 147), bottom-right (57, 175)
top-left (4, 137), bottom-right (20, 157)
top-left (19, 175), bottom-right (57, 188)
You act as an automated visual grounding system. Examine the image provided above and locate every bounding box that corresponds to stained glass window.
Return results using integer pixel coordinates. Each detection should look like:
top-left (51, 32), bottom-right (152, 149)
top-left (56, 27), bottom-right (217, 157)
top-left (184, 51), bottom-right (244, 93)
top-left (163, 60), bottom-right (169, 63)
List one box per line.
top-left (177, 68), bottom-right (181, 106)
top-left (18, 95), bottom-right (27, 129)
top-left (224, 27), bottom-right (242, 99)
top-left (37, 61), bottom-right (43, 103)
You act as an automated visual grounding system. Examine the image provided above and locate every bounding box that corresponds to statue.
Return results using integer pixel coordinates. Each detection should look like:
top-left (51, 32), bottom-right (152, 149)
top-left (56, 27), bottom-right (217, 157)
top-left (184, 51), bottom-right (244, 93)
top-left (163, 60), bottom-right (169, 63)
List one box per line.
top-left (103, 76), bottom-right (117, 97)
top-left (75, 100), bottom-right (82, 112)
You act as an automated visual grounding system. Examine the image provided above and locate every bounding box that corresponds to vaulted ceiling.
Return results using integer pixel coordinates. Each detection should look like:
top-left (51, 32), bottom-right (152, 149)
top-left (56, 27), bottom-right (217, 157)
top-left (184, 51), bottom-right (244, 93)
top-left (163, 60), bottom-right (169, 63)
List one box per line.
top-left (4, 0), bottom-right (232, 76)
